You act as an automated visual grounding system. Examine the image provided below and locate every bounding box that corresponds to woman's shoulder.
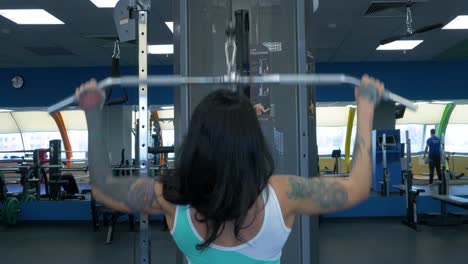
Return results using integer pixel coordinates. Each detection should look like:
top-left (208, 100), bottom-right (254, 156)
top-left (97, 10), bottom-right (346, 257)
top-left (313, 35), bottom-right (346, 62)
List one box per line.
top-left (269, 175), bottom-right (294, 200)
top-left (268, 175), bottom-right (296, 228)
top-left (268, 175), bottom-right (291, 190)
top-left (155, 181), bottom-right (177, 215)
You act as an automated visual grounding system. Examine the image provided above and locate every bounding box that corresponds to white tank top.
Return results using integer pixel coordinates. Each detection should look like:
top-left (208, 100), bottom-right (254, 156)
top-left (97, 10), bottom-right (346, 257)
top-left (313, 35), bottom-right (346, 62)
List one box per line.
top-left (171, 185), bottom-right (292, 263)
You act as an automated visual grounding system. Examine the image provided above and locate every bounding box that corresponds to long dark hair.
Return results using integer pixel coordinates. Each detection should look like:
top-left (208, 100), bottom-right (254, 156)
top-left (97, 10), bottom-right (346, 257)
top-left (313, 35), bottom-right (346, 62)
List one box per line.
top-left (162, 89), bottom-right (274, 250)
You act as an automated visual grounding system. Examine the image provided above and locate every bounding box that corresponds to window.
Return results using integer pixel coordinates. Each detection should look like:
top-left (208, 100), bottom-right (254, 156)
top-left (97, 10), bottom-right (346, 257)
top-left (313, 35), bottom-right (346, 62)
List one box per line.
top-left (396, 124), bottom-right (427, 153)
top-left (0, 110), bottom-right (88, 162)
top-left (424, 125), bottom-right (436, 140)
top-left (161, 129), bottom-right (175, 159)
top-left (0, 132), bottom-right (63, 160)
top-left (316, 126), bottom-right (359, 156)
top-left (67, 130), bottom-right (88, 160)
top-left (445, 124), bottom-right (468, 153)
top-left (161, 129), bottom-right (174, 147)
top-left (317, 127), bottom-right (347, 155)
top-left (61, 110), bottom-right (88, 160)
top-left (22, 132), bottom-right (63, 150)
top-left (0, 133), bottom-right (24, 159)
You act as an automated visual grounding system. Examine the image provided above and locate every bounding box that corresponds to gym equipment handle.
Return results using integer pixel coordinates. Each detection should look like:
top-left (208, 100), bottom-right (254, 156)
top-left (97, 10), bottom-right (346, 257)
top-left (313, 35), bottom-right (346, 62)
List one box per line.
top-left (48, 74), bottom-right (417, 113)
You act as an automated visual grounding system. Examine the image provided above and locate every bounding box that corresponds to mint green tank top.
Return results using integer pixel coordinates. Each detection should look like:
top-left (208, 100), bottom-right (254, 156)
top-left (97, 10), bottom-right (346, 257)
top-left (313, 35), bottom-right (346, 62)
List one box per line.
top-left (170, 186), bottom-right (291, 264)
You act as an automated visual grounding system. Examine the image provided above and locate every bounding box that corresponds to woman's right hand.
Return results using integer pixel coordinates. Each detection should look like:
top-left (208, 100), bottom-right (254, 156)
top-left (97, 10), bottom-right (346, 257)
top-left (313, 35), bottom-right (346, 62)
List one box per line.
top-left (74, 79), bottom-right (105, 110)
top-left (354, 75), bottom-right (385, 108)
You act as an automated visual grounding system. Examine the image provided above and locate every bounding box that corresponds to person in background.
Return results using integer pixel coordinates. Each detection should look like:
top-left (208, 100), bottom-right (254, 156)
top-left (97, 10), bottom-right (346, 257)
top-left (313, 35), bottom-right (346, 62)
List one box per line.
top-left (423, 129), bottom-right (442, 185)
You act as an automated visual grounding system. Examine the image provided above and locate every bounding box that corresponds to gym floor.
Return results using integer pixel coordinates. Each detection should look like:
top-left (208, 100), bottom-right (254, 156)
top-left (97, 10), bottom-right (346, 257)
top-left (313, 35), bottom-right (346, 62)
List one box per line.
top-left (1, 219), bottom-right (467, 264)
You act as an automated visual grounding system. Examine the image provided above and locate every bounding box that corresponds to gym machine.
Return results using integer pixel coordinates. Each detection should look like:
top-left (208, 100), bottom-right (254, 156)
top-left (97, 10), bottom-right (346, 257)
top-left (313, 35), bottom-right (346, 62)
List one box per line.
top-left (331, 149), bottom-right (341, 174)
top-left (91, 195), bottom-right (136, 244)
top-left (47, 0), bottom-right (418, 262)
top-left (381, 133), bottom-right (389, 196)
top-left (444, 152), bottom-right (465, 180)
top-left (0, 149), bottom-right (45, 201)
top-left (0, 140), bottom-right (88, 201)
top-left (20, 149), bottom-right (48, 201)
top-left (424, 134), bottom-right (468, 226)
top-left (46, 140), bottom-right (87, 201)
top-left (0, 171), bottom-right (20, 226)
top-left (393, 131), bottom-right (425, 231)
top-left (372, 129), bottom-right (402, 196)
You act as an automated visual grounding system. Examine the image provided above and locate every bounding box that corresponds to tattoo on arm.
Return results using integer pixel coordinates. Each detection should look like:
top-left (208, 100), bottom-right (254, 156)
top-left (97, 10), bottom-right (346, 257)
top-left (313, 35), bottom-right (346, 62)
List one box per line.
top-left (287, 177), bottom-right (348, 210)
top-left (290, 83), bottom-right (375, 213)
top-left (350, 86), bottom-right (376, 170)
top-left (350, 132), bottom-right (372, 170)
top-left (94, 176), bottom-right (159, 212)
top-left (350, 133), bottom-right (361, 170)
top-left (127, 177), bottom-right (159, 211)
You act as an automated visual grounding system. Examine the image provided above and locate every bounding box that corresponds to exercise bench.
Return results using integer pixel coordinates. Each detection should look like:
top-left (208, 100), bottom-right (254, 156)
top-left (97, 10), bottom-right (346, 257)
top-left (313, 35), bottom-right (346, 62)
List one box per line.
top-left (431, 195), bottom-right (468, 210)
top-left (393, 183), bottom-right (425, 230)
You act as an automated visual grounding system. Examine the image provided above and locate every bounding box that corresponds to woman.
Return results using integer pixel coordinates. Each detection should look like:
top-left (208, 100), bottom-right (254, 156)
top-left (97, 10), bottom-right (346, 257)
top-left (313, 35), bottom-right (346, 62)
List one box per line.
top-left (76, 75), bottom-right (384, 263)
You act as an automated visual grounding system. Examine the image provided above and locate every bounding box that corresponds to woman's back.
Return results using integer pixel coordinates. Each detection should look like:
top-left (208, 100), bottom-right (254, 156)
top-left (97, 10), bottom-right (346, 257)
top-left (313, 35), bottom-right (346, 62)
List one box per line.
top-left (167, 184), bottom-right (291, 264)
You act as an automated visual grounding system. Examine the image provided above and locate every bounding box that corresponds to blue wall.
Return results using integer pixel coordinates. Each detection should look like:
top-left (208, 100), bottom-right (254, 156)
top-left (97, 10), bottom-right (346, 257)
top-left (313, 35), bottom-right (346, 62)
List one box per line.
top-left (16, 195), bottom-right (468, 221)
top-left (1, 61), bottom-right (467, 107)
top-left (0, 65), bottom-right (174, 107)
top-left (315, 61), bottom-right (468, 102)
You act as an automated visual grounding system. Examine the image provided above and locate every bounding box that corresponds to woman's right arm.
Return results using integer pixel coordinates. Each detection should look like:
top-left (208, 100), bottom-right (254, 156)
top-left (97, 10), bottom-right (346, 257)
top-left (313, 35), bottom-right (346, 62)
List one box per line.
top-left (271, 75), bottom-right (384, 216)
top-left (76, 80), bottom-right (165, 215)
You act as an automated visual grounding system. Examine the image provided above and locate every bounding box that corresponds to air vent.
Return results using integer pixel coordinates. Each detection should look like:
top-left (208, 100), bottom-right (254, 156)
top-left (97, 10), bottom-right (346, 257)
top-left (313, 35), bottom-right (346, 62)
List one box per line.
top-left (436, 38), bottom-right (468, 60)
top-left (81, 34), bottom-right (118, 41)
top-left (25, 46), bottom-right (74, 56)
top-left (100, 42), bottom-right (136, 48)
top-left (364, 0), bottom-right (427, 18)
top-left (81, 34), bottom-right (136, 48)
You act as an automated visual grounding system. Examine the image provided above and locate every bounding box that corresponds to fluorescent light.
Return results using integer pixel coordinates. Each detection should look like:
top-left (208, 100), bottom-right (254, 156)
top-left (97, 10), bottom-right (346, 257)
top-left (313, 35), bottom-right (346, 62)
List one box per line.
top-left (377, 40), bottom-right (423, 51)
top-left (0, 9), bottom-right (64, 25)
top-left (90, 0), bottom-right (119, 8)
top-left (346, 105), bottom-right (357, 108)
top-left (148, 44), bottom-right (174, 55)
top-left (443, 16), bottom-right (468, 30)
top-left (415, 102), bottom-right (429, 105)
top-left (161, 106), bottom-right (174, 110)
top-left (0, 109), bottom-right (12, 112)
top-left (432, 101), bottom-right (454, 104)
top-left (165, 22), bottom-right (174, 33)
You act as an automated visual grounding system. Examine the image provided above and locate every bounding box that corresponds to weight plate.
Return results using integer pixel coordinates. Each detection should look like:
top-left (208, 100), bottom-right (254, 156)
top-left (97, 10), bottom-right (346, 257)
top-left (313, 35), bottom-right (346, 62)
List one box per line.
top-left (24, 194), bottom-right (36, 202)
top-left (3, 197), bottom-right (20, 226)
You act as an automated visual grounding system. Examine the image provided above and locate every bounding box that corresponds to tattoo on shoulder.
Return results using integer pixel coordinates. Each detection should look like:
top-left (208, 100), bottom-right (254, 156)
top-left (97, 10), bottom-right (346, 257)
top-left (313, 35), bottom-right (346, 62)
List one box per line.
top-left (126, 177), bottom-right (159, 211)
top-left (287, 177), bottom-right (348, 210)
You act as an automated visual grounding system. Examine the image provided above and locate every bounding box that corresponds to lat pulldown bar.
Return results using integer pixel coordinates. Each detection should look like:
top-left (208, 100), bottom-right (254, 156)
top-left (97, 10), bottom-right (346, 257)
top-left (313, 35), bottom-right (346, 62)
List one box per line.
top-left (48, 74), bottom-right (417, 113)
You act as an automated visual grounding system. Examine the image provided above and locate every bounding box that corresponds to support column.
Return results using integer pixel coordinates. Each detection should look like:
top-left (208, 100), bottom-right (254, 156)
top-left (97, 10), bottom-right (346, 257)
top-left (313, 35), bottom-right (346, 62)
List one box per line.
top-left (50, 112), bottom-right (73, 167)
top-left (437, 103), bottom-right (456, 138)
top-left (138, 9), bottom-right (150, 264)
top-left (174, 1), bottom-right (189, 263)
top-left (304, 1), bottom-right (320, 263)
top-left (345, 108), bottom-right (356, 172)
